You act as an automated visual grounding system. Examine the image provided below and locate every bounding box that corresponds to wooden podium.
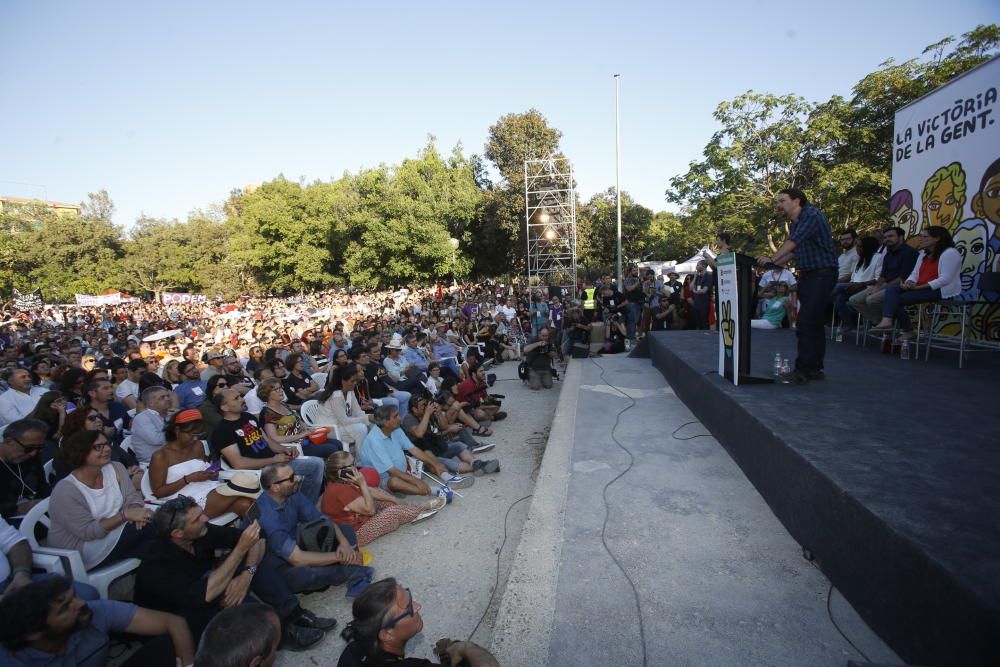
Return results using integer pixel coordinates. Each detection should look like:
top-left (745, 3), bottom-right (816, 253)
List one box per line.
top-left (717, 253), bottom-right (773, 385)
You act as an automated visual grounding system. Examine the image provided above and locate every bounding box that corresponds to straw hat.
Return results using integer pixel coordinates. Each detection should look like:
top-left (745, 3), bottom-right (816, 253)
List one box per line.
top-left (214, 471), bottom-right (262, 499)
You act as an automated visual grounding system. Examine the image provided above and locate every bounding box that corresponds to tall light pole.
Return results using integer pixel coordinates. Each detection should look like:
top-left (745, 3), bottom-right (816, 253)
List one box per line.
top-left (448, 237), bottom-right (460, 286)
top-left (614, 73), bottom-right (623, 287)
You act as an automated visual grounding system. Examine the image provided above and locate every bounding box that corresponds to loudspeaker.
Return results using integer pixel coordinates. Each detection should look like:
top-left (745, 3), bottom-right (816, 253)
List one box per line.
top-left (571, 342), bottom-right (589, 359)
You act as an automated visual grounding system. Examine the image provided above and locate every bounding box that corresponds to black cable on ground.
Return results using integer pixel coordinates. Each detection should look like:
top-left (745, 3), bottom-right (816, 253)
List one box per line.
top-left (588, 357), bottom-right (648, 667)
top-left (670, 420), bottom-right (713, 441)
top-left (802, 557), bottom-right (871, 663)
top-left (468, 493), bottom-right (534, 643)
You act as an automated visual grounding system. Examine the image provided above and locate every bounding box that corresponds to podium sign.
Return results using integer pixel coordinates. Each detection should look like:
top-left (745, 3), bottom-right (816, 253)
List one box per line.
top-left (717, 253), bottom-right (739, 382)
top-left (718, 252), bottom-right (773, 386)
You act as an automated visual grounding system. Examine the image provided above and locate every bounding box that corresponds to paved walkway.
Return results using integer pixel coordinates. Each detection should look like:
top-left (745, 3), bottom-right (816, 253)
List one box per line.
top-left (494, 355), bottom-right (900, 666)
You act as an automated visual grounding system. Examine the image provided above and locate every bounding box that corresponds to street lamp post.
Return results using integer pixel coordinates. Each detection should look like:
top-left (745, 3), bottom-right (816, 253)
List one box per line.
top-left (448, 237), bottom-right (460, 286)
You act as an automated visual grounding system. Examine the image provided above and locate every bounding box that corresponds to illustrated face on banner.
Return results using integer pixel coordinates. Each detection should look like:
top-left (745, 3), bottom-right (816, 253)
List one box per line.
top-left (889, 189), bottom-right (920, 238)
top-left (971, 157), bottom-right (1000, 228)
top-left (922, 162), bottom-right (967, 232)
top-left (953, 218), bottom-right (994, 294)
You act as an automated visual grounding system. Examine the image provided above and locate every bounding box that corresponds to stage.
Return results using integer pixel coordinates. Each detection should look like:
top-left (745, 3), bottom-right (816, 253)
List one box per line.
top-left (644, 329), bottom-right (1000, 666)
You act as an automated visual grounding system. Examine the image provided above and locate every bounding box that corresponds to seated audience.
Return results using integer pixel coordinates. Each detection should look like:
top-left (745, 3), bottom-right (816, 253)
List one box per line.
top-left (751, 282), bottom-right (796, 330)
top-left (0, 368), bottom-right (47, 426)
top-left (0, 575), bottom-right (194, 667)
top-left (848, 226), bottom-right (919, 324)
top-left (833, 236), bottom-right (884, 333)
top-left (282, 352), bottom-right (319, 407)
top-left (49, 430), bottom-right (155, 569)
top-left (321, 452), bottom-right (445, 547)
top-left (338, 578), bottom-right (499, 667)
top-left (310, 364), bottom-right (372, 452)
top-left (0, 419), bottom-right (50, 520)
top-left (136, 497), bottom-right (335, 650)
top-left (193, 602), bottom-right (282, 667)
top-left (357, 405), bottom-right (447, 497)
top-left (403, 396), bottom-right (498, 479)
top-left (259, 377), bottom-right (341, 459)
top-left (255, 462), bottom-right (374, 598)
top-left (210, 388), bottom-right (325, 503)
top-left (131, 385), bottom-right (171, 464)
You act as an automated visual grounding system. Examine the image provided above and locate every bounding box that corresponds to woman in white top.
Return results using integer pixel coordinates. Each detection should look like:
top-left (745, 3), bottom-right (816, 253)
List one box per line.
top-left (48, 431), bottom-right (154, 570)
top-left (311, 364), bottom-right (372, 450)
top-left (871, 225), bottom-right (962, 339)
top-left (146, 409), bottom-right (253, 517)
top-left (834, 237), bottom-right (884, 331)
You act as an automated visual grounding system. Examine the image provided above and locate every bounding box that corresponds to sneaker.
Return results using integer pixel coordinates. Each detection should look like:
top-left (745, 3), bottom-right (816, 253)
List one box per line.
top-left (436, 487), bottom-right (454, 504)
top-left (293, 608), bottom-right (338, 631)
top-left (443, 474), bottom-right (474, 489)
top-left (282, 623), bottom-right (325, 652)
top-left (805, 370), bottom-right (826, 381)
top-left (471, 442), bottom-right (495, 454)
top-left (473, 459), bottom-right (501, 476)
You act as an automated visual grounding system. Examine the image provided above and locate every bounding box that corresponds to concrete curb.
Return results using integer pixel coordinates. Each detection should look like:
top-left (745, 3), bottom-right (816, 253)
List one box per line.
top-left (489, 361), bottom-right (580, 666)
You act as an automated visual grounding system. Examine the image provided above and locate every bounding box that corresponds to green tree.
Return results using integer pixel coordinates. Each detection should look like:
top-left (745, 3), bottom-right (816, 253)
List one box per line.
top-left (579, 188), bottom-right (654, 269)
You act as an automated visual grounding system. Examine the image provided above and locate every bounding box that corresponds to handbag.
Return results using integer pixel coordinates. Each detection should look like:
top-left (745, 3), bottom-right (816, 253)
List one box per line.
top-left (297, 516), bottom-right (341, 553)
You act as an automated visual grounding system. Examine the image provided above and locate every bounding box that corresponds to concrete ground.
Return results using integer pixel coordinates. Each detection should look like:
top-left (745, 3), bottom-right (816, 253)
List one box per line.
top-left (493, 355), bottom-right (901, 667)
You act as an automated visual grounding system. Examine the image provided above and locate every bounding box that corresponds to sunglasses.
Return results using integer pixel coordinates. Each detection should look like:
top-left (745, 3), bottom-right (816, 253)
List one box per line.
top-left (382, 588), bottom-right (415, 629)
top-left (10, 436), bottom-right (45, 454)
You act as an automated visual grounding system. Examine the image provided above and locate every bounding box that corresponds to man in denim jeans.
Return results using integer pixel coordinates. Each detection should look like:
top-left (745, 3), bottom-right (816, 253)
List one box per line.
top-left (757, 188), bottom-right (838, 385)
top-left (255, 463), bottom-right (373, 599)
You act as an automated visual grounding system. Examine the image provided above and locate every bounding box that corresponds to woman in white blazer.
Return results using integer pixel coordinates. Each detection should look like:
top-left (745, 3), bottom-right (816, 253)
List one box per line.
top-left (871, 226), bottom-right (960, 339)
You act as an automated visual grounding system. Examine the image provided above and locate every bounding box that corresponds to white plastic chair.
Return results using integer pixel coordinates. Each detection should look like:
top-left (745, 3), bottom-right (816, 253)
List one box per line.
top-left (311, 372), bottom-right (329, 388)
top-left (299, 399), bottom-right (347, 443)
top-left (43, 459), bottom-right (57, 487)
top-left (19, 498), bottom-right (140, 600)
top-left (140, 469), bottom-right (238, 527)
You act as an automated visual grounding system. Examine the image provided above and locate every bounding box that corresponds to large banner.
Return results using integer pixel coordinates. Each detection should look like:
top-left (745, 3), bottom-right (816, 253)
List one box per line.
top-left (717, 253), bottom-right (739, 382)
top-left (75, 293), bottom-right (121, 306)
top-left (12, 288), bottom-right (43, 310)
top-left (162, 292), bottom-right (207, 304)
top-left (891, 55), bottom-right (1000, 339)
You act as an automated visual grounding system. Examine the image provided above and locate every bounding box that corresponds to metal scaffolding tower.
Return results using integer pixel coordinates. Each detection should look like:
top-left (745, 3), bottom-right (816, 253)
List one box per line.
top-left (524, 156), bottom-right (577, 292)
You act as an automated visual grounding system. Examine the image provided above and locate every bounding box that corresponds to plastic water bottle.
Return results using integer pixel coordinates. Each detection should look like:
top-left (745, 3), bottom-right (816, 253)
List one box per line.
top-left (624, 338), bottom-right (631, 352)
top-left (780, 358), bottom-right (791, 375)
top-left (900, 342), bottom-right (911, 360)
top-left (835, 327), bottom-right (844, 343)
top-left (773, 352), bottom-right (782, 377)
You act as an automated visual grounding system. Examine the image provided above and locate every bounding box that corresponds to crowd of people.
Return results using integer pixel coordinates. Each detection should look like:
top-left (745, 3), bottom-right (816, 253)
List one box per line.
top-left (0, 282), bottom-right (581, 665)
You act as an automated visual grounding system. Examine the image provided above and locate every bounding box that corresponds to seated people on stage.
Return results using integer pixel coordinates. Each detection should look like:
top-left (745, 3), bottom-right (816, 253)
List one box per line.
top-left (135, 496), bottom-right (335, 650)
top-left (321, 452), bottom-right (445, 547)
top-left (310, 364), bottom-right (373, 452)
top-left (209, 388), bottom-right (325, 503)
top-left (832, 236), bottom-right (884, 332)
top-left (871, 226), bottom-right (962, 340)
top-left (130, 386), bottom-right (171, 464)
top-left (255, 463), bottom-right (374, 598)
top-left (0, 368), bottom-right (47, 426)
top-left (0, 576), bottom-right (195, 667)
top-left (193, 603), bottom-right (282, 667)
top-left (148, 410), bottom-right (254, 518)
top-left (756, 265), bottom-right (797, 317)
top-left (337, 578), bottom-right (499, 667)
top-left (0, 515), bottom-right (99, 601)
top-left (356, 405), bottom-right (448, 498)
top-left (49, 431), bottom-right (156, 570)
top-left (751, 282), bottom-right (795, 330)
top-left (258, 377), bottom-right (340, 459)
top-left (0, 419), bottom-right (50, 520)
top-left (848, 226), bottom-right (919, 325)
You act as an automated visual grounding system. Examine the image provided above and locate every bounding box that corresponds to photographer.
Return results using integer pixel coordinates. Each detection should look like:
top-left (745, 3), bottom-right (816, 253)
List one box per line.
top-left (522, 326), bottom-right (558, 390)
top-left (600, 314), bottom-right (628, 354)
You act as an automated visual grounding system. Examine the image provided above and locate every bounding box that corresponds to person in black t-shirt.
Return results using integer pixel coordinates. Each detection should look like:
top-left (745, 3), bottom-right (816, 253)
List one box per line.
top-left (338, 578), bottom-right (499, 667)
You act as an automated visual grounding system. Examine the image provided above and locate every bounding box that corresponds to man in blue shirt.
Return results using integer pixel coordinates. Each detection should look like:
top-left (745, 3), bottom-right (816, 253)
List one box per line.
top-left (757, 188), bottom-right (838, 385)
top-left (174, 360), bottom-right (208, 410)
top-left (402, 335), bottom-right (430, 374)
top-left (255, 463), bottom-right (373, 599)
top-left (0, 576), bottom-right (194, 667)
top-left (358, 404), bottom-right (448, 497)
top-left (848, 226), bottom-right (919, 325)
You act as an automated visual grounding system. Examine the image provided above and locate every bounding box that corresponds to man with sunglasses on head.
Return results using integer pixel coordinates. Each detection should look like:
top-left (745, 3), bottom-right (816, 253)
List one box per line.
top-left (135, 496), bottom-right (336, 651)
top-left (0, 419), bottom-right (50, 520)
top-left (338, 577), bottom-right (498, 667)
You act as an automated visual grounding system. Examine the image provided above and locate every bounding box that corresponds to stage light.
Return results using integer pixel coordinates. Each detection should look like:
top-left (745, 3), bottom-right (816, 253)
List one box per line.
top-left (538, 210), bottom-right (551, 224)
top-left (544, 227), bottom-right (556, 241)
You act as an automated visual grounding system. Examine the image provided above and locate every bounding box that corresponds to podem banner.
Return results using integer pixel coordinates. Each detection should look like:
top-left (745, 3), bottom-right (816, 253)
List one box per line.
top-left (717, 252), bottom-right (739, 382)
top-left (162, 292), bottom-right (207, 305)
top-left (891, 55), bottom-right (1000, 338)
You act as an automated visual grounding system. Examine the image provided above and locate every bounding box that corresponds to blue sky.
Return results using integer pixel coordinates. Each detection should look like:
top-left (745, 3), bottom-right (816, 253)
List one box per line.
top-left (1, 1), bottom-right (996, 228)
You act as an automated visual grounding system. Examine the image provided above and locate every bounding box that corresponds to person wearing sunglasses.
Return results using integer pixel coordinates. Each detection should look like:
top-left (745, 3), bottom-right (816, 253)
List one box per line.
top-left (0, 419), bottom-right (51, 520)
top-left (338, 578), bottom-right (498, 666)
top-left (48, 431), bottom-right (155, 570)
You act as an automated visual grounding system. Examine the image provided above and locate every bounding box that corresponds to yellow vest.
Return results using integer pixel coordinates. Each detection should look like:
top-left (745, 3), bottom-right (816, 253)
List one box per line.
top-left (583, 288), bottom-right (596, 310)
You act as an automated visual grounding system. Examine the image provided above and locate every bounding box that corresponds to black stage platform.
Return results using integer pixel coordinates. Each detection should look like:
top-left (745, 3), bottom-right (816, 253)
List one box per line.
top-left (644, 330), bottom-right (999, 666)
